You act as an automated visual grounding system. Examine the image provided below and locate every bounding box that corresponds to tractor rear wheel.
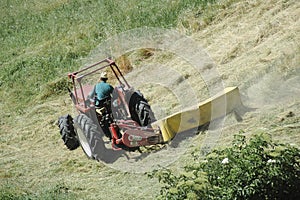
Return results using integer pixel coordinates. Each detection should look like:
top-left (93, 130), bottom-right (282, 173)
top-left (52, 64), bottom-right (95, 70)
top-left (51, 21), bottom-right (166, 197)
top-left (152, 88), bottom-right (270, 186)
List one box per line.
top-left (129, 93), bottom-right (156, 127)
top-left (74, 114), bottom-right (104, 160)
top-left (135, 100), bottom-right (156, 127)
top-left (58, 114), bottom-right (79, 150)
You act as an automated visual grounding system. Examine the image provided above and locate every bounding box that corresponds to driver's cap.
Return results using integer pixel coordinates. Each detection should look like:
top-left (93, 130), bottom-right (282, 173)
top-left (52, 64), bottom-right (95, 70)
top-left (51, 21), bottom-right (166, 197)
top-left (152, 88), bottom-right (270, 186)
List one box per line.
top-left (100, 72), bottom-right (108, 79)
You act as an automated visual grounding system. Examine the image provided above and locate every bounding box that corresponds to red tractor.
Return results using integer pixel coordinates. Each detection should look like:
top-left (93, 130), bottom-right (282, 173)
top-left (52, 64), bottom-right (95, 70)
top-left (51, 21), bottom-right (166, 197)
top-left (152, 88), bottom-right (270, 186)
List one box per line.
top-left (58, 58), bottom-right (163, 160)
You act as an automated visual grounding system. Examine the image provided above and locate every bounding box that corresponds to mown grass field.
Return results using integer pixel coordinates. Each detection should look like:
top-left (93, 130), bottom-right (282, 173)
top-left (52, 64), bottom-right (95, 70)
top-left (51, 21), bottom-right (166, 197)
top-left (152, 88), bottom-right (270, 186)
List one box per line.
top-left (1, 0), bottom-right (299, 199)
top-left (0, 1), bottom-right (217, 199)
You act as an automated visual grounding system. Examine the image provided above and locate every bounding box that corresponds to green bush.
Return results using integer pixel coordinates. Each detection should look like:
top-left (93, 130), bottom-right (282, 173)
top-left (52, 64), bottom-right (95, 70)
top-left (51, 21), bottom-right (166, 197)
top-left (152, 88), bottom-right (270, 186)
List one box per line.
top-left (150, 133), bottom-right (300, 200)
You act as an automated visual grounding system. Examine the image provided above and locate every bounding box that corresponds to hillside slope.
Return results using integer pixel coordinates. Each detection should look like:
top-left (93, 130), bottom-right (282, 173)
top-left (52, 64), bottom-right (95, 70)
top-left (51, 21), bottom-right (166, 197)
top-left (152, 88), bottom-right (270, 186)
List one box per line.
top-left (1, 0), bottom-right (299, 199)
top-left (194, 0), bottom-right (300, 144)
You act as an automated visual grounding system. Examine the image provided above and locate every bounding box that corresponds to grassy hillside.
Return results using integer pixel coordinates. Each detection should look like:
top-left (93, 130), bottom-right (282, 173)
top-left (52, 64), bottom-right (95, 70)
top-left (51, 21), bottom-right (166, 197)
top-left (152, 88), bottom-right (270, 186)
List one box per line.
top-left (0, 0), bottom-right (215, 111)
top-left (1, 0), bottom-right (299, 199)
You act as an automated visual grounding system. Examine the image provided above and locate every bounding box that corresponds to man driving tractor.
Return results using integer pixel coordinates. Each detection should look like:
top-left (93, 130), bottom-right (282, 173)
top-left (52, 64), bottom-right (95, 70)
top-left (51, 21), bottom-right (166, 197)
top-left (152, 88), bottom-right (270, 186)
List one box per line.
top-left (88, 71), bottom-right (114, 107)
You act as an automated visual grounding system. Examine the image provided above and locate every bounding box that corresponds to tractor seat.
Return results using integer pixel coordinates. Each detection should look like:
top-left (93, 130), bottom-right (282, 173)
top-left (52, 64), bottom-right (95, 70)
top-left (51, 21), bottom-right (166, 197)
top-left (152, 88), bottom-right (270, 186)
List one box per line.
top-left (95, 96), bottom-right (111, 108)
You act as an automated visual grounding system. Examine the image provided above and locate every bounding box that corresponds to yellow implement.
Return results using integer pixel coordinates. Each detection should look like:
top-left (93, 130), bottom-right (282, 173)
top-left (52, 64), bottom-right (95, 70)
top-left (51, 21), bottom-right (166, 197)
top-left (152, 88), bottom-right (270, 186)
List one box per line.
top-left (151, 87), bottom-right (243, 142)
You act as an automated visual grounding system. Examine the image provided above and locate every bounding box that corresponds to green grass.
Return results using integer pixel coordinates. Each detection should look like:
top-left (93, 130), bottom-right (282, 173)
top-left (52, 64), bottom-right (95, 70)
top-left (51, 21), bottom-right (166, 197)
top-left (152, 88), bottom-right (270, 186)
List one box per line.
top-left (2, 0), bottom-right (299, 199)
top-left (0, 0), bottom-right (216, 113)
top-left (0, 0), bottom-right (218, 198)
top-left (0, 181), bottom-right (77, 200)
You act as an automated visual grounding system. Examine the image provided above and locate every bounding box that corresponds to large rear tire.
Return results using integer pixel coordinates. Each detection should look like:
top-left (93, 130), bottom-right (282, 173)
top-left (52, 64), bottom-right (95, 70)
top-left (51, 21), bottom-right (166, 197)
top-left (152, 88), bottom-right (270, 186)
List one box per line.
top-left (74, 114), bottom-right (104, 160)
top-left (135, 100), bottom-right (156, 126)
top-left (129, 92), bottom-right (156, 127)
top-left (58, 115), bottom-right (79, 150)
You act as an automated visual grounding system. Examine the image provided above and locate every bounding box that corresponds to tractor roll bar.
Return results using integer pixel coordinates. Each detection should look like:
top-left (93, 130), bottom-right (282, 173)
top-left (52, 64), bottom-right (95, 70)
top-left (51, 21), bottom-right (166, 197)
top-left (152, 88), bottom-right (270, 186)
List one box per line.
top-left (68, 58), bottom-right (131, 108)
top-left (68, 58), bottom-right (130, 89)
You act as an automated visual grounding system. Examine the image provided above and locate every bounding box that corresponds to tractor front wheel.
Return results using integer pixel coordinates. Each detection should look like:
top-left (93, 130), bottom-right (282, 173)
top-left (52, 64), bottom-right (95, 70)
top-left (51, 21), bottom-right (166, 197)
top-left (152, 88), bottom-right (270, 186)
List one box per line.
top-left (58, 114), bottom-right (80, 150)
